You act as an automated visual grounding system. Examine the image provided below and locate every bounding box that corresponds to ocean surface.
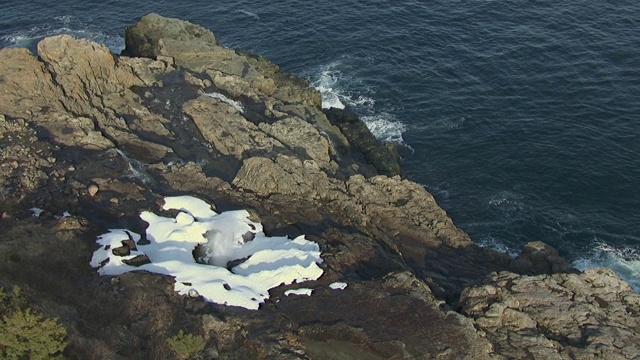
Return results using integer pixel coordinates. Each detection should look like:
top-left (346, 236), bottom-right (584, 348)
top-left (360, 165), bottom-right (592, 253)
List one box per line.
top-left (1, 1), bottom-right (639, 290)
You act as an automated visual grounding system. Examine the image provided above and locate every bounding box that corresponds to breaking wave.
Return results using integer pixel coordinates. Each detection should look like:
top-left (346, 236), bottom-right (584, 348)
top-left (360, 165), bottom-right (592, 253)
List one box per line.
top-left (309, 60), bottom-right (407, 145)
top-left (573, 242), bottom-right (640, 292)
top-left (0, 15), bottom-right (124, 54)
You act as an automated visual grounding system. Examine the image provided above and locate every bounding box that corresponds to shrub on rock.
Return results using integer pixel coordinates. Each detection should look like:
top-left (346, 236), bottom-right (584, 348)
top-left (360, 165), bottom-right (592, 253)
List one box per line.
top-left (0, 287), bottom-right (67, 359)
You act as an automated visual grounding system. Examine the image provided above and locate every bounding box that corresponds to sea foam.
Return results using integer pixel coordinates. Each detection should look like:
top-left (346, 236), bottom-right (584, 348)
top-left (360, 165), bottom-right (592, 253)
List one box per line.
top-left (573, 242), bottom-right (640, 292)
top-left (0, 15), bottom-right (124, 54)
top-left (310, 60), bottom-right (408, 145)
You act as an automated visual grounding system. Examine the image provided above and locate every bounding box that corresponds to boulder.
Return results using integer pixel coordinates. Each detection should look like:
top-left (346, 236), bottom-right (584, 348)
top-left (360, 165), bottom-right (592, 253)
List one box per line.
top-left (325, 107), bottom-right (401, 176)
top-left (510, 241), bottom-right (577, 275)
top-left (123, 13), bottom-right (217, 59)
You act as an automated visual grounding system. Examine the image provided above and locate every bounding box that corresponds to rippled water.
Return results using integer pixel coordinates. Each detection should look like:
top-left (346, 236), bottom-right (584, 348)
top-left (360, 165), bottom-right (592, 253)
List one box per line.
top-left (1, 0), bottom-right (639, 290)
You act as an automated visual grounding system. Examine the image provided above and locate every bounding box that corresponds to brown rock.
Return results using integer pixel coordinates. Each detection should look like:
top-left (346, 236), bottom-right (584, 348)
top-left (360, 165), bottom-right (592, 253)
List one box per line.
top-left (459, 270), bottom-right (640, 359)
top-left (510, 241), bottom-right (576, 275)
top-left (88, 184), bottom-right (99, 197)
top-left (111, 246), bottom-right (130, 257)
top-left (121, 239), bottom-right (137, 251)
top-left (123, 12), bottom-right (217, 59)
top-left (123, 255), bottom-right (151, 267)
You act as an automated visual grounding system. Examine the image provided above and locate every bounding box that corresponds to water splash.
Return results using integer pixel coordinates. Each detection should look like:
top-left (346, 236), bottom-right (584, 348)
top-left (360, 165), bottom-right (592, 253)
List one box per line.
top-left (309, 60), bottom-right (408, 145)
top-left (573, 242), bottom-right (640, 292)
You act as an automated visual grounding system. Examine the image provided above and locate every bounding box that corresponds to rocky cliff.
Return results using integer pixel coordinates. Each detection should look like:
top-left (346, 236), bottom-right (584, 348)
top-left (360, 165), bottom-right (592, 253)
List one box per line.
top-left (0, 13), bottom-right (638, 359)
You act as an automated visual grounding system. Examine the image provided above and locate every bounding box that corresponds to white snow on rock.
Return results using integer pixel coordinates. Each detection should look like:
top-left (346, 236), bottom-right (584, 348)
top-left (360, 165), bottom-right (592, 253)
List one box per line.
top-left (162, 195), bottom-right (217, 220)
top-left (284, 288), bottom-right (314, 296)
top-left (329, 282), bottom-right (348, 290)
top-left (90, 195), bottom-right (324, 310)
top-left (30, 208), bottom-right (44, 217)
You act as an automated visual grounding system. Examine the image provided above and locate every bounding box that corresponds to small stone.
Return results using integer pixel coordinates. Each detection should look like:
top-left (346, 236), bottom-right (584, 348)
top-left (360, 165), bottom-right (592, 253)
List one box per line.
top-left (123, 255), bottom-right (151, 267)
top-left (88, 184), bottom-right (99, 196)
top-left (188, 289), bottom-right (200, 298)
top-left (121, 239), bottom-right (137, 251)
top-left (112, 246), bottom-right (130, 256)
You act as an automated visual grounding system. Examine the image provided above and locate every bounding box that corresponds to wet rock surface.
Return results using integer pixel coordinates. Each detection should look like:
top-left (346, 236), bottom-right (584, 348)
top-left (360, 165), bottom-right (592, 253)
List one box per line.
top-left (0, 13), bottom-right (638, 359)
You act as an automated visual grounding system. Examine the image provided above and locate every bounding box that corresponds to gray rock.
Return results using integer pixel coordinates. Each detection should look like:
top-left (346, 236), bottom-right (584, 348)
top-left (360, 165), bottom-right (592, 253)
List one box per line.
top-left (123, 12), bottom-right (217, 59)
top-left (459, 269), bottom-right (640, 359)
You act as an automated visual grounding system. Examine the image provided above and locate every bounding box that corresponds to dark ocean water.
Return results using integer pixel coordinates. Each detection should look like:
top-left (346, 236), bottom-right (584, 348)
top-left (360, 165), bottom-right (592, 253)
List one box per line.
top-left (2, 1), bottom-right (639, 290)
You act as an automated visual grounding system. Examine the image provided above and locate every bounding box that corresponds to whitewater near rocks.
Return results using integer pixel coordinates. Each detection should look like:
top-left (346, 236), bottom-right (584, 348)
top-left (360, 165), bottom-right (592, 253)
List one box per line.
top-left (0, 13), bottom-right (639, 360)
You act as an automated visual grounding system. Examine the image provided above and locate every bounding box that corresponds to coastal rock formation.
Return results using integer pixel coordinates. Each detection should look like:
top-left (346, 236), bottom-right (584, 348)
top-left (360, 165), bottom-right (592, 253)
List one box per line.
top-left (460, 269), bottom-right (640, 359)
top-left (0, 13), bottom-right (638, 359)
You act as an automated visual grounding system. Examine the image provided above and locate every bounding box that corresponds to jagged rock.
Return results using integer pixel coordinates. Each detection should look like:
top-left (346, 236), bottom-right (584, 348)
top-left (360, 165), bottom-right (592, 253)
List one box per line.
top-left (0, 48), bottom-right (62, 118)
top-left (121, 239), bottom-right (137, 251)
top-left (325, 107), bottom-right (401, 176)
top-left (183, 95), bottom-right (284, 160)
top-left (232, 154), bottom-right (345, 200)
top-left (122, 254), bottom-right (151, 267)
top-left (258, 116), bottom-right (331, 164)
top-left (510, 241), bottom-right (577, 275)
top-left (459, 269), bottom-right (640, 359)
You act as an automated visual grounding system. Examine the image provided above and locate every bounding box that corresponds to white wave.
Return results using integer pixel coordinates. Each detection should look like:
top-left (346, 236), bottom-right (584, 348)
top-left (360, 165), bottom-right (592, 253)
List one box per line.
top-left (317, 86), bottom-right (345, 109)
top-left (478, 236), bottom-right (519, 258)
top-left (573, 242), bottom-right (640, 292)
top-left (488, 190), bottom-right (526, 217)
top-left (1, 16), bottom-right (124, 53)
top-left (309, 60), bottom-right (408, 145)
top-left (311, 63), bottom-right (346, 110)
top-left (361, 113), bottom-right (407, 144)
top-left (237, 10), bottom-right (260, 20)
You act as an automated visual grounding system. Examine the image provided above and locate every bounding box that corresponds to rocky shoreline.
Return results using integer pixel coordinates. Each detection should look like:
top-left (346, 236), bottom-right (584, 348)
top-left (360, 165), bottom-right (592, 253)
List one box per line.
top-left (0, 13), bottom-right (638, 359)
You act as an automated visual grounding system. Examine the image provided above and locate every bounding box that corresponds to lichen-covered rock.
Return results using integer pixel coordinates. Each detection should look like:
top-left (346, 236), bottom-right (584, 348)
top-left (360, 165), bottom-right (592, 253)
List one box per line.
top-left (123, 12), bottom-right (217, 59)
top-left (459, 269), bottom-right (640, 359)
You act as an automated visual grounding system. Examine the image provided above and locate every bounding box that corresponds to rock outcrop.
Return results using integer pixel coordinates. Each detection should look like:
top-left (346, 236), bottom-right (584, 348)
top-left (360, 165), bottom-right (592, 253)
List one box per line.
top-left (0, 13), bottom-right (638, 360)
top-left (460, 269), bottom-right (640, 359)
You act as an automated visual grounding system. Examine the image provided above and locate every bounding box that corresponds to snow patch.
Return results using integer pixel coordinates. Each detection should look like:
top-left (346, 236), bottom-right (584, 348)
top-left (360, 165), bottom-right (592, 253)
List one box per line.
top-left (91, 196), bottom-right (324, 310)
top-left (329, 282), bottom-right (348, 290)
top-left (30, 208), bottom-right (44, 217)
top-left (284, 288), bottom-right (314, 296)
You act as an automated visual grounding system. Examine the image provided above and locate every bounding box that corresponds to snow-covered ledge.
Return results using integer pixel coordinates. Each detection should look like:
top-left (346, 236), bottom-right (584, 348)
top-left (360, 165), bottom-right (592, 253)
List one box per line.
top-left (90, 196), bottom-right (324, 310)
